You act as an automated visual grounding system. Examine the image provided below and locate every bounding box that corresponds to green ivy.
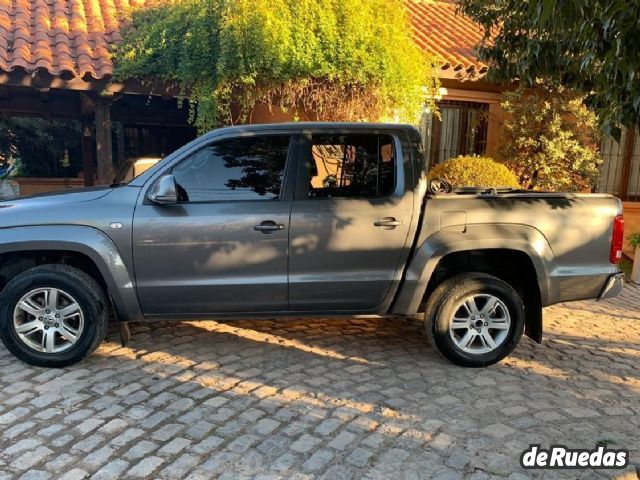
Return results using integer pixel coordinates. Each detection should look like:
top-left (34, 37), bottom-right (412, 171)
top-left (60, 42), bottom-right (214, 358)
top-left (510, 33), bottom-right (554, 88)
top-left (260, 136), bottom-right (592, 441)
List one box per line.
top-left (113, 0), bottom-right (438, 131)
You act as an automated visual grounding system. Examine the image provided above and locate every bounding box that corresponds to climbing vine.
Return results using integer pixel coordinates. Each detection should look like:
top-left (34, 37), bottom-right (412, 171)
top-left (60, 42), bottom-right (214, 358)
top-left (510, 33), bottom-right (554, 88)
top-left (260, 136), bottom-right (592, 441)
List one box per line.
top-left (114, 0), bottom-right (438, 131)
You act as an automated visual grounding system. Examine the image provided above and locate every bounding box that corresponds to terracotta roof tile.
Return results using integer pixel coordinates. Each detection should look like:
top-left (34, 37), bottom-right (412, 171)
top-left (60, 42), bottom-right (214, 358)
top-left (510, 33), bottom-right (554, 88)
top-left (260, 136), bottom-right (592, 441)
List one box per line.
top-left (0, 0), bottom-right (487, 82)
top-left (0, 0), bottom-right (150, 80)
top-left (405, 0), bottom-right (488, 79)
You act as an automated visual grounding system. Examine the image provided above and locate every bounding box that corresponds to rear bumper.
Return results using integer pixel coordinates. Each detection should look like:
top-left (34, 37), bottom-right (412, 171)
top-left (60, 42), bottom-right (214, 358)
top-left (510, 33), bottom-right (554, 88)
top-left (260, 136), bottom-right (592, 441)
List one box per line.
top-left (598, 272), bottom-right (625, 300)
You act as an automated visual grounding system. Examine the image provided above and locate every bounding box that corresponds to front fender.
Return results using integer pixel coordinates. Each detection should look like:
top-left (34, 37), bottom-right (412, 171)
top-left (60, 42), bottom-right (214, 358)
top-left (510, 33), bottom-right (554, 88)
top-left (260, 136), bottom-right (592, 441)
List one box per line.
top-left (0, 225), bottom-right (142, 322)
top-left (391, 223), bottom-right (555, 315)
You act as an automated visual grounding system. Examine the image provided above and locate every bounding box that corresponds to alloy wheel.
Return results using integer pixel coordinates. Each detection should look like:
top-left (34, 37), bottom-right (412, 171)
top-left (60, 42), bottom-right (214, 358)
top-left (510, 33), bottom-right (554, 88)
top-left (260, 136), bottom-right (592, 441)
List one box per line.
top-left (12, 287), bottom-right (85, 353)
top-left (448, 293), bottom-right (511, 354)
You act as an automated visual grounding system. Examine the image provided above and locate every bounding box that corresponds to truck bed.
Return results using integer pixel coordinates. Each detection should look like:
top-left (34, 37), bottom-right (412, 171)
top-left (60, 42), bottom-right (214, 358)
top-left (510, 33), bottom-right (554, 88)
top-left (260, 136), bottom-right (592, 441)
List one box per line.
top-left (418, 191), bottom-right (622, 306)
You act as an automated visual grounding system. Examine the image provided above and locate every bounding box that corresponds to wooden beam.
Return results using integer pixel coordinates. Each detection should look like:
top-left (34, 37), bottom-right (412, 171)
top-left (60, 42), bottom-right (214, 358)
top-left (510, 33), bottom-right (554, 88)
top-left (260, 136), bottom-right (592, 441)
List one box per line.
top-left (81, 116), bottom-right (95, 187)
top-left (79, 92), bottom-right (95, 115)
top-left (439, 87), bottom-right (503, 103)
top-left (0, 71), bottom-right (183, 97)
top-left (95, 99), bottom-right (114, 185)
top-left (117, 122), bottom-right (126, 165)
top-left (0, 93), bottom-right (80, 118)
top-left (38, 88), bottom-right (51, 103)
top-left (457, 108), bottom-right (470, 155)
top-left (429, 112), bottom-right (442, 165)
top-left (619, 126), bottom-right (636, 201)
top-left (440, 78), bottom-right (506, 94)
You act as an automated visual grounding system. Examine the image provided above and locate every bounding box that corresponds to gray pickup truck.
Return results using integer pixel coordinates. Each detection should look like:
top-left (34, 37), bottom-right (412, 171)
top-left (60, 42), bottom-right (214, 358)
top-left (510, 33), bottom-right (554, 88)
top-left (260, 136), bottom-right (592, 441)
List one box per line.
top-left (0, 123), bottom-right (624, 368)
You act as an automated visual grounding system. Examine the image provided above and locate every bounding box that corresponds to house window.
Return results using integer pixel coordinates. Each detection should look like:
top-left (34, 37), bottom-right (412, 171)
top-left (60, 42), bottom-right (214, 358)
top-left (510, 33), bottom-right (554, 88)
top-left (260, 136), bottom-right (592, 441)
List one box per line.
top-left (421, 100), bottom-right (488, 166)
top-left (597, 127), bottom-right (640, 201)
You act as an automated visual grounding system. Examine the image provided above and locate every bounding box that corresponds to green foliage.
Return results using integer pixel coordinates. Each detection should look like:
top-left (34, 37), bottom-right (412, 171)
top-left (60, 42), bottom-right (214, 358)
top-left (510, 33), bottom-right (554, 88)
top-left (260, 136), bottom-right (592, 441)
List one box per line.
top-left (498, 87), bottom-right (601, 191)
top-left (628, 232), bottom-right (640, 250)
top-left (458, 0), bottom-right (640, 138)
top-left (427, 155), bottom-right (520, 188)
top-left (114, 0), bottom-right (438, 131)
top-left (619, 256), bottom-right (632, 279)
top-left (0, 118), bottom-right (82, 178)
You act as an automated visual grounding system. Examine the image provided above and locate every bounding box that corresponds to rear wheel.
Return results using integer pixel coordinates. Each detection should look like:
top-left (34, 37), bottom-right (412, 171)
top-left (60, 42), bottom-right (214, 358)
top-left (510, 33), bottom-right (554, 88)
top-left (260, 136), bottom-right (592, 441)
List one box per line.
top-left (0, 265), bottom-right (109, 367)
top-left (424, 273), bottom-right (524, 367)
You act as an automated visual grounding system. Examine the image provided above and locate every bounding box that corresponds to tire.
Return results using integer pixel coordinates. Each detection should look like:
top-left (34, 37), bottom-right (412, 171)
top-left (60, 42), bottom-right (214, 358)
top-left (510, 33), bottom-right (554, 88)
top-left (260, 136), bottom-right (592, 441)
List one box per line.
top-left (0, 265), bottom-right (109, 368)
top-left (424, 273), bottom-right (524, 367)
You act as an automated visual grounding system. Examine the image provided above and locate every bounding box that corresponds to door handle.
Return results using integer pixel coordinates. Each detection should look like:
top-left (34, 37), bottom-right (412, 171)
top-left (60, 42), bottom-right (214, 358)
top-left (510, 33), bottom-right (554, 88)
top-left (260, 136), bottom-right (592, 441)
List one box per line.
top-left (254, 221), bottom-right (286, 233)
top-left (373, 217), bottom-right (402, 229)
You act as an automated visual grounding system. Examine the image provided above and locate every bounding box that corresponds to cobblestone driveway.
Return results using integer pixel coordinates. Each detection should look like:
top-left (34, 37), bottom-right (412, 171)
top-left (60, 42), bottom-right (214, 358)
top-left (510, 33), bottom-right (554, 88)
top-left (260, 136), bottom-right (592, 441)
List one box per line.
top-left (1, 286), bottom-right (639, 480)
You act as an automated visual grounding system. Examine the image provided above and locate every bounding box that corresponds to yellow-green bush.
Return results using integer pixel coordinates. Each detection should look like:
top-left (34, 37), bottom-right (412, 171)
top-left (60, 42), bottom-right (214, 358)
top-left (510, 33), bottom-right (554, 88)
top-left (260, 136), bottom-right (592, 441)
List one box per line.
top-left (427, 156), bottom-right (520, 188)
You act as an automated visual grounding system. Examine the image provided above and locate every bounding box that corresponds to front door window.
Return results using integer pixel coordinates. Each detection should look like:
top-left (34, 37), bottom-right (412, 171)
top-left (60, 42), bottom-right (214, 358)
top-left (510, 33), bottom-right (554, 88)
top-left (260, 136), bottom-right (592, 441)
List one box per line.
top-left (172, 135), bottom-right (290, 202)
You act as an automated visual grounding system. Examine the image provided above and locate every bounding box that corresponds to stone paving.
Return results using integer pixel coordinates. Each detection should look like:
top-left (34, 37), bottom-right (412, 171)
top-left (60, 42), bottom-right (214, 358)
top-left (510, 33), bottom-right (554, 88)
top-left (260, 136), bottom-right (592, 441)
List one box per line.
top-left (0, 286), bottom-right (639, 479)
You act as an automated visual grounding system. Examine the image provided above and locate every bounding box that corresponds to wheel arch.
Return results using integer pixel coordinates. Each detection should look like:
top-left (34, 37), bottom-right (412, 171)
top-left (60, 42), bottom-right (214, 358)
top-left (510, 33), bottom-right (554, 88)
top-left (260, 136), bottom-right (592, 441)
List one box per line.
top-left (392, 225), bottom-right (553, 342)
top-left (424, 249), bottom-right (542, 342)
top-left (0, 226), bottom-right (142, 322)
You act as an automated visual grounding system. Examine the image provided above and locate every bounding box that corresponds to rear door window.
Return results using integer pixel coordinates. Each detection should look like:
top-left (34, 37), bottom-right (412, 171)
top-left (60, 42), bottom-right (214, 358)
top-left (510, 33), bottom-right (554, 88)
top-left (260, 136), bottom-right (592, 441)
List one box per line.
top-left (306, 134), bottom-right (395, 198)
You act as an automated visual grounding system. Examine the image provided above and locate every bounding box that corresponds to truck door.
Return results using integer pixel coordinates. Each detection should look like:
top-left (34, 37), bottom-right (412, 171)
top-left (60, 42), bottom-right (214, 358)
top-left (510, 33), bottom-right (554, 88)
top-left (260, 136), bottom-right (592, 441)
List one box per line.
top-left (288, 131), bottom-right (415, 312)
top-left (132, 133), bottom-right (295, 315)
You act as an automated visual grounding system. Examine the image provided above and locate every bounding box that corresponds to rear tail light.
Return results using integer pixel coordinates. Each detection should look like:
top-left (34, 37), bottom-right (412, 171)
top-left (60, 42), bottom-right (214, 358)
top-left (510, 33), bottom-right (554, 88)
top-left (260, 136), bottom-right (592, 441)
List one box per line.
top-left (610, 214), bottom-right (624, 264)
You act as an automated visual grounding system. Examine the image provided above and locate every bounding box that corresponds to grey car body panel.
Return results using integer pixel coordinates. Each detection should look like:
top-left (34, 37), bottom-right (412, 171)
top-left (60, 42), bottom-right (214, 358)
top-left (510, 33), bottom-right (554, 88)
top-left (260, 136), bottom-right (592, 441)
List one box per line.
top-left (391, 223), bottom-right (554, 315)
top-left (287, 129), bottom-right (420, 312)
top-left (0, 122), bottom-right (622, 325)
top-left (0, 186), bottom-right (143, 321)
top-left (132, 128), bottom-right (299, 314)
top-left (0, 225), bottom-right (142, 321)
top-left (132, 196), bottom-right (293, 314)
top-left (392, 193), bottom-right (622, 315)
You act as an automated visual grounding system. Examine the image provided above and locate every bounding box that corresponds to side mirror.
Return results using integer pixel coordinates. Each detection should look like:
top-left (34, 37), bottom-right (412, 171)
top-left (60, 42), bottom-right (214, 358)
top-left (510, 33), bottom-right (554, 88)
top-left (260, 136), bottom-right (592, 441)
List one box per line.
top-left (148, 174), bottom-right (178, 204)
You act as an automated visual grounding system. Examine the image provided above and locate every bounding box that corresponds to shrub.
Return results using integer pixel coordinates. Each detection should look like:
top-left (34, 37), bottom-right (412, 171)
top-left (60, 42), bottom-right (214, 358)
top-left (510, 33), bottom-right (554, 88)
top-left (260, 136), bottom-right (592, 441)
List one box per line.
top-left (628, 233), bottom-right (640, 250)
top-left (499, 86), bottom-right (601, 192)
top-left (427, 156), bottom-right (520, 188)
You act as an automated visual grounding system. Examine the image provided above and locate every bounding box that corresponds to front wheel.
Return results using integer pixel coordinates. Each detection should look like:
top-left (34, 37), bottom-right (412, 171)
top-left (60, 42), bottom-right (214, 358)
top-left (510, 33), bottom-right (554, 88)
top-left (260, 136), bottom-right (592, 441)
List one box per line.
top-left (424, 273), bottom-right (525, 367)
top-left (0, 265), bottom-right (109, 368)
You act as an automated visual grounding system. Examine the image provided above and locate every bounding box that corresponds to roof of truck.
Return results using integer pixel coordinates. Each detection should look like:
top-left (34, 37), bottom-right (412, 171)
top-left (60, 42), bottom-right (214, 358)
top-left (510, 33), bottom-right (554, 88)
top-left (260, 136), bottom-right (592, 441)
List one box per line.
top-left (207, 122), bottom-right (421, 135)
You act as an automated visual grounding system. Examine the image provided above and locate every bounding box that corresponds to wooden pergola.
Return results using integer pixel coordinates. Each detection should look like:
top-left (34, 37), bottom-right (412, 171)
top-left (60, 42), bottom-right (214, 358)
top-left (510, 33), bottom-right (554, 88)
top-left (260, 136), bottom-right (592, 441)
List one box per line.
top-left (0, 0), bottom-right (198, 186)
top-left (0, 68), bottom-right (195, 186)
